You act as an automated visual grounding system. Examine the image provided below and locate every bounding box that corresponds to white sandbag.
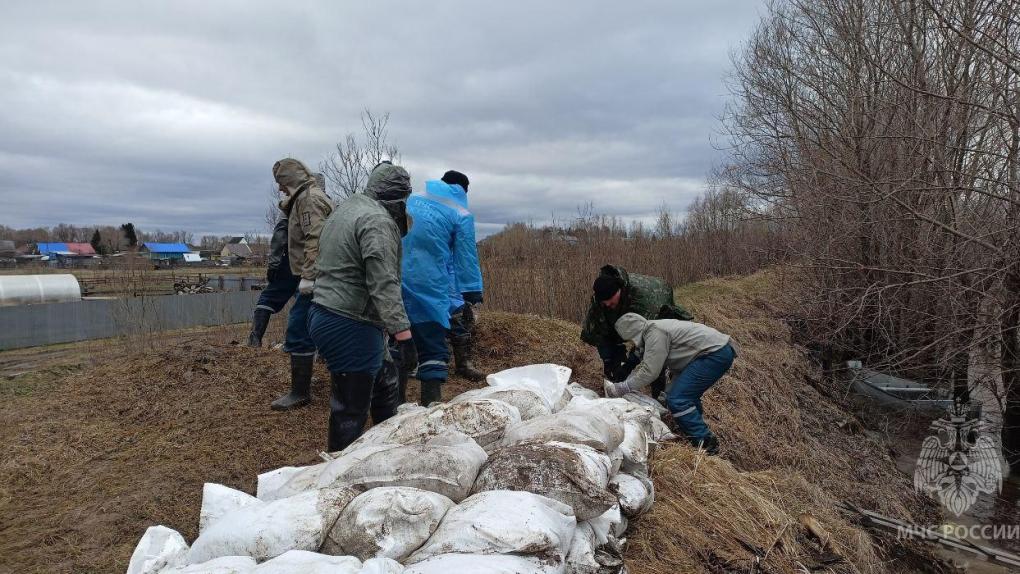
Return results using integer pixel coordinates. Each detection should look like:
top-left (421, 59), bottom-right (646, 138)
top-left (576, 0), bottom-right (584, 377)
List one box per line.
top-left (565, 523), bottom-right (599, 574)
top-left (621, 392), bottom-right (667, 416)
top-left (200, 484), bottom-right (261, 534)
top-left (500, 410), bottom-right (624, 454)
top-left (256, 461), bottom-right (329, 502)
top-left (647, 417), bottom-right (677, 443)
top-left (472, 441), bottom-right (615, 521)
top-left (359, 557), bottom-right (406, 574)
top-left (451, 386), bottom-right (552, 421)
top-left (345, 406), bottom-right (430, 451)
top-left (567, 383), bottom-right (599, 400)
top-left (615, 421), bottom-right (649, 474)
top-left (162, 556), bottom-right (256, 574)
top-left (405, 553), bottom-right (562, 574)
top-left (585, 505), bottom-right (626, 546)
top-left (323, 486), bottom-right (454, 561)
top-left (188, 487), bottom-right (358, 564)
top-left (317, 431), bottom-right (487, 502)
top-left (609, 473), bottom-right (654, 517)
top-left (250, 550), bottom-right (362, 573)
top-left (486, 364), bottom-right (571, 410)
top-left (347, 399), bottom-right (518, 451)
top-left (127, 525), bottom-right (189, 574)
top-left (407, 491), bottom-right (576, 564)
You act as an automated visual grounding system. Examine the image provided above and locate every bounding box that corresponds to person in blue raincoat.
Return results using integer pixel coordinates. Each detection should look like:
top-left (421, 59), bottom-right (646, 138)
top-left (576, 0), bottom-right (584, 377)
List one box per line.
top-left (402, 170), bottom-right (483, 405)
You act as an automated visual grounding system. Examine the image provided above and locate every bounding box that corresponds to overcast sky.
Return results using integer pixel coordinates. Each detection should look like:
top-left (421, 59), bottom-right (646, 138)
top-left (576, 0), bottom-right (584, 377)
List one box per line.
top-left (0, 0), bottom-right (764, 239)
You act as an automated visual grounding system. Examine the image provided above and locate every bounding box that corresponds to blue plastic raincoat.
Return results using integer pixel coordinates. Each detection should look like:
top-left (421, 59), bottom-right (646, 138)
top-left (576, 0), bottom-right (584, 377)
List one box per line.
top-left (401, 180), bottom-right (483, 327)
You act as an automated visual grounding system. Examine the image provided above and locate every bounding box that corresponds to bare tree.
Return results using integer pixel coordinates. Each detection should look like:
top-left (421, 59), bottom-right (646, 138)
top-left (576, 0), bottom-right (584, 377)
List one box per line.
top-left (320, 109), bottom-right (401, 199)
top-left (723, 0), bottom-right (1020, 465)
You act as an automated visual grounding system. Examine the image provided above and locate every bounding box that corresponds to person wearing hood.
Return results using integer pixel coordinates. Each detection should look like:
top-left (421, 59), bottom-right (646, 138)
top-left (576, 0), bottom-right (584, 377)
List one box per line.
top-left (604, 312), bottom-right (736, 455)
top-left (581, 264), bottom-right (693, 398)
top-left (309, 161), bottom-right (418, 452)
top-left (401, 170), bottom-right (483, 405)
top-left (269, 158), bottom-right (333, 410)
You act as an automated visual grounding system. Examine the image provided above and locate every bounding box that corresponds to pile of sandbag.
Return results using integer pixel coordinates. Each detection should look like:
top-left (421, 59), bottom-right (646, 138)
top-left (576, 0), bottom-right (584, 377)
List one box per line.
top-left (127, 364), bottom-right (672, 574)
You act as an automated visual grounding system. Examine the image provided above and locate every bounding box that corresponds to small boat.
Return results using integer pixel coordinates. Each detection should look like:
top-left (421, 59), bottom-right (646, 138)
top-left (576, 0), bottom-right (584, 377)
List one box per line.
top-left (845, 361), bottom-right (954, 412)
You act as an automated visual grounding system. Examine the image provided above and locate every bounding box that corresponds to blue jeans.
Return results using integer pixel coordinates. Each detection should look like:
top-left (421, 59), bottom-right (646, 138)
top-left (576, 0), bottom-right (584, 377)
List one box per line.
top-left (411, 321), bottom-right (449, 382)
top-left (256, 274), bottom-right (299, 313)
top-left (667, 343), bottom-right (735, 441)
top-left (308, 304), bottom-right (384, 375)
top-left (283, 293), bottom-right (316, 355)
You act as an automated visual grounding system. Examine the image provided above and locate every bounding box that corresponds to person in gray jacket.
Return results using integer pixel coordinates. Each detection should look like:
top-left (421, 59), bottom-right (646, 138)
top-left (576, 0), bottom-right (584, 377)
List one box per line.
top-left (309, 161), bottom-right (418, 452)
top-left (604, 313), bottom-right (736, 455)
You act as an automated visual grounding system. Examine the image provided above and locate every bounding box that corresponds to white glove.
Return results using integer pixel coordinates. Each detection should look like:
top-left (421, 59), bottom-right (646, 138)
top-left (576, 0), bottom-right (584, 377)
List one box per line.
top-left (603, 379), bottom-right (631, 398)
top-left (298, 278), bottom-right (315, 295)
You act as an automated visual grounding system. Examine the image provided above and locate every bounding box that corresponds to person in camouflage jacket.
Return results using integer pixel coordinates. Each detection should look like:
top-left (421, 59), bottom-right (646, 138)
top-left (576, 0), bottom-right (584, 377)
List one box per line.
top-left (581, 264), bottom-right (693, 395)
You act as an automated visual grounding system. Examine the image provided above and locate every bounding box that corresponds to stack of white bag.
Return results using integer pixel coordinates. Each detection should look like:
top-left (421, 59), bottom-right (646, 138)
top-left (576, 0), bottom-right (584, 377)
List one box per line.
top-left (126, 364), bottom-right (668, 574)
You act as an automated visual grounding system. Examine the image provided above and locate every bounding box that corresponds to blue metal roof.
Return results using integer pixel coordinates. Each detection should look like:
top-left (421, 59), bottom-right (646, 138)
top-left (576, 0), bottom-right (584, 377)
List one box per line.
top-left (142, 242), bottom-right (190, 253)
top-left (37, 242), bottom-right (69, 255)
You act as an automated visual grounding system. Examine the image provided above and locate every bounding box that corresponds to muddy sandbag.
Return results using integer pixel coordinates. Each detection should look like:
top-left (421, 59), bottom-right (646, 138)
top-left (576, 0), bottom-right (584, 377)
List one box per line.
top-left (405, 553), bottom-right (562, 574)
top-left (316, 431), bottom-right (487, 502)
top-left (127, 525), bottom-right (189, 574)
top-left (406, 490), bottom-right (576, 565)
top-left (500, 410), bottom-right (623, 454)
top-left (347, 400), bottom-right (520, 450)
top-left (187, 487), bottom-right (358, 564)
top-left (450, 386), bottom-right (551, 421)
top-left (609, 473), bottom-right (654, 517)
top-left (250, 550), bottom-right (362, 573)
top-left (566, 523), bottom-right (626, 574)
top-left (256, 461), bottom-right (329, 502)
top-left (621, 392), bottom-right (667, 416)
top-left (586, 505), bottom-right (627, 544)
top-left (486, 364), bottom-right (571, 411)
top-left (472, 441), bottom-right (615, 520)
top-left (200, 484), bottom-right (261, 534)
top-left (161, 556), bottom-right (256, 574)
top-left (323, 486), bottom-right (454, 561)
top-left (359, 557), bottom-right (407, 573)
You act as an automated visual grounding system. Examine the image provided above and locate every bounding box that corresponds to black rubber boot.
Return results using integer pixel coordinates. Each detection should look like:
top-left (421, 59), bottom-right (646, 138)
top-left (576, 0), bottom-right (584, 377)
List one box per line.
top-left (420, 378), bottom-right (443, 407)
top-left (451, 335), bottom-right (486, 382)
top-left (271, 354), bottom-right (314, 411)
top-left (370, 359), bottom-right (400, 424)
top-left (247, 308), bottom-right (272, 348)
top-left (328, 371), bottom-right (374, 453)
top-left (694, 435), bottom-right (720, 456)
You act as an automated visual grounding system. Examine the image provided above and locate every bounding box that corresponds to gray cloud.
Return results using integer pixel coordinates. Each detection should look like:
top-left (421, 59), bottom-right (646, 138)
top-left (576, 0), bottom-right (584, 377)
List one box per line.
top-left (0, 0), bottom-right (763, 238)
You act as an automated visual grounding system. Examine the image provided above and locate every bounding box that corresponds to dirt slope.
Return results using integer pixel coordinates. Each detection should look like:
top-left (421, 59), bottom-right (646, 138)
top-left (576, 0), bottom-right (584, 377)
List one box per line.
top-left (0, 271), bottom-right (942, 573)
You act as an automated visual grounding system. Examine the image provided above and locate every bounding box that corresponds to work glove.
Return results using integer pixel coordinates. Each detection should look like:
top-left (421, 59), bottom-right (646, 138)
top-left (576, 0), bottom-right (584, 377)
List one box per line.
top-left (396, 338), bottom-right (418, 374)
top-left (298, 278), bottom-right (315, 295)
top-left (462, 291), bottom-right (483, 305)
top-left (603, 378), bottom-right (633, 398)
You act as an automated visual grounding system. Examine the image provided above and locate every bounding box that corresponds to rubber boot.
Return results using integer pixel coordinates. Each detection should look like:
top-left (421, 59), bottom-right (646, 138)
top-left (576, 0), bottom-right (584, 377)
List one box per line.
top-left (370, 359), bottom-right (400, 424)
top-left (271, 353), bottom-right (314, 411)
top-left (693, 435), bottom-right (720, 456)
top-left (420, 379), bottom-right (443, 407)
top-left (451, 335), bottom-right (486, 382)
top-left (247, 308), bottom-right (272, 347)
top-left (328, 371), bottom-right (374, 452)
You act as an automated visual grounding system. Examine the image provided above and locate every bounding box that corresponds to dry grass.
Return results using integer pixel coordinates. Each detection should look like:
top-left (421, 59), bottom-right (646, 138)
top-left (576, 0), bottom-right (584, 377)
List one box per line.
top-left (0, 270), bottom-right (944, 573)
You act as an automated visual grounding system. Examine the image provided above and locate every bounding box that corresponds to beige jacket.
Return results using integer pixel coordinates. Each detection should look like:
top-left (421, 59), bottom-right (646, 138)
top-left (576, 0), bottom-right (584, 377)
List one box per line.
top-left (614, 313), bottom-right (732, 390)
top-left (273, 158), bottom-right (333, 280)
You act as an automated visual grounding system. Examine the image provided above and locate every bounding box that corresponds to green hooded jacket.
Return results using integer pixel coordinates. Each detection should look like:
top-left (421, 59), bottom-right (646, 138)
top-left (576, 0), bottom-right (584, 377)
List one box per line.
top-left (312, 163), bottom-right (412, 334)
top-left (580, 264), bottom-right (693, 348)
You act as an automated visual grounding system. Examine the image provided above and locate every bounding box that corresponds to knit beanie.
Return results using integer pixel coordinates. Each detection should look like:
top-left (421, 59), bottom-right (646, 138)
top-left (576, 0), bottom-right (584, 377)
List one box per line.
top-left (441, 170), bottom-right (470, 192)
top-left (593, 275), bottom-right (623, 301)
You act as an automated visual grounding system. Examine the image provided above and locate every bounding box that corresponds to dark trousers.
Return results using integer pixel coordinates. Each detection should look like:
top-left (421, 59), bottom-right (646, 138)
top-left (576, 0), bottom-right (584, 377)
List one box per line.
top-left (255, 273), bottom-right (299, 314)
top-left (667, 344), bottom-right (736, 441)
top-left (412, 321), bottom-right (450, 382)
top-left (283, 293), bottom-right (315, 355)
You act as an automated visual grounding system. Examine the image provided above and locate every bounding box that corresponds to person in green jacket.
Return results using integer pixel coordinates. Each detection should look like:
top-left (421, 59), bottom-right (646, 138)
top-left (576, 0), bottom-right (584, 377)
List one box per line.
top-left (580, 264), bottom-right (692, 398)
